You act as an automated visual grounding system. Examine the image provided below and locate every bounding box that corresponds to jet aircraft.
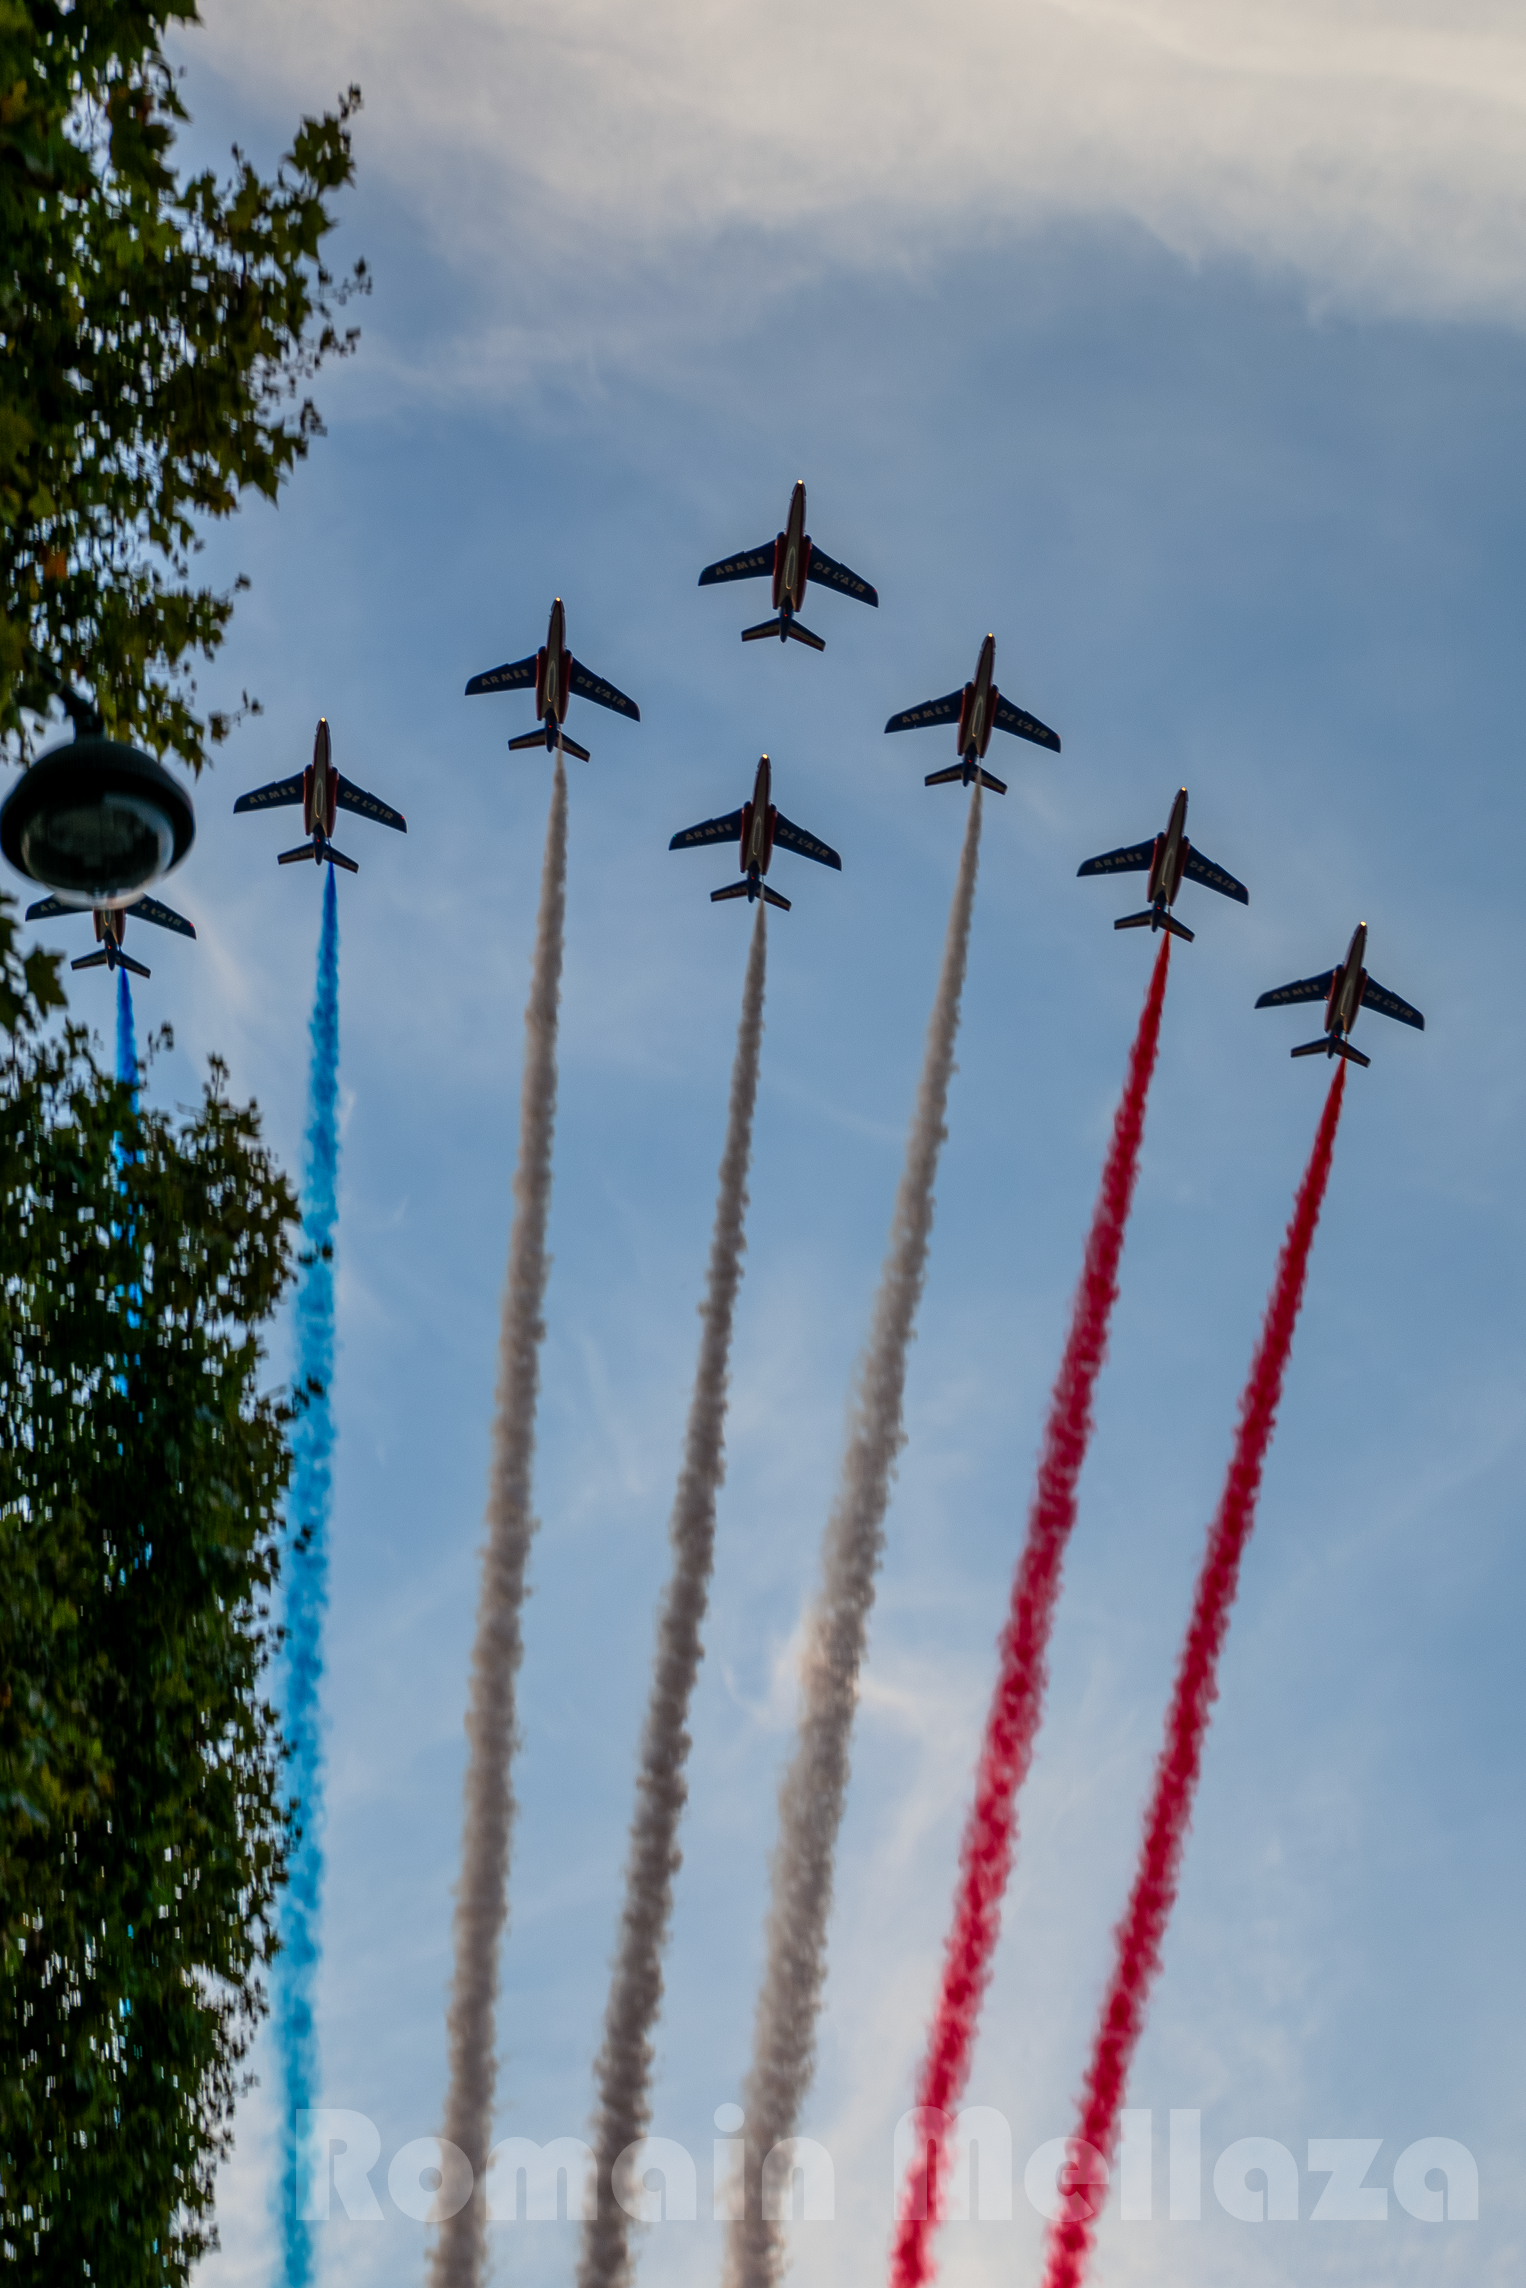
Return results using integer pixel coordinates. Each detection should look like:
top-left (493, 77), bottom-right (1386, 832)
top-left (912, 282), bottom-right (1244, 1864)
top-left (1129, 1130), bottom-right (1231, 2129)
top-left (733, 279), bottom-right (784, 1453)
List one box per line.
top-left (1256, 922), bottom-right (1424, 1067)
top-left (669, 754), bottom-right (841, 910)
top-left (465, 597), bottom-right (640, 759)
top-left (25, 891), bottom-right (195, 979)
top-left (234, 719), bottom-right (405, 874)
top-left (698, 481), bottom-right (878, 651)
top-left (1078, 787), bottom-right (1248, 941)
top-left (885, 633), bottom-right (1060, 793)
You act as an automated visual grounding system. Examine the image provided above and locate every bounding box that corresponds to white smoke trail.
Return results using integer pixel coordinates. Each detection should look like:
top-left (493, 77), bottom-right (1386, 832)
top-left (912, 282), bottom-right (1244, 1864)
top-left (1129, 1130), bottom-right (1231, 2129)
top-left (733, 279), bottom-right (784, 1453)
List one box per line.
top-left (578, 898), bottom-right (769, 2288)
top-left (726, 787), bottom-right (984, 2288)
top-left (430, 757), bottom-right (569, 2288)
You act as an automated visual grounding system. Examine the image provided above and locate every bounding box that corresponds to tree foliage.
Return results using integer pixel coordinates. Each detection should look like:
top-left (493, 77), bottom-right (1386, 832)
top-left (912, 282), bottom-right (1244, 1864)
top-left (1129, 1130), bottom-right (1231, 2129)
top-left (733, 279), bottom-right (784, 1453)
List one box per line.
top-left (0, 898), bottom-right (299, 2279)
top-left (0, 0), bottom-right (366, 770)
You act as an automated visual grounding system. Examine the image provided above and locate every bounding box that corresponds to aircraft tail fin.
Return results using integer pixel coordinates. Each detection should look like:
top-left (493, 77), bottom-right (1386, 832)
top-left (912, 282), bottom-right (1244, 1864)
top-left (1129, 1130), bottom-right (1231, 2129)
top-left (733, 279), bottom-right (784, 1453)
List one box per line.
top-left (71, 950), bottom-right (110, 971)
top-left (324, 848), bottom-right (360, 875)
top-left (557, 733), bottom-right (592, 762)
top-left (762, 885), bottom-right (792, 911)
top-left (742, 616), bottom-right (783, 644)
top-left (711, 881), bottom-right (751, 903)
top-left (783, 619), bottom-right (825, 652)
top-left (924, 765), bottom-right (968, 787)
top-left (278, 843), bottom-right (317, 865)
top-left (1116, 907), bottom-right (1194, 941)
top-left (508, 729), bottom-right (548, 751)
top-left (118, 951), bottom-right (152, 980)
top-left (977, 768), bottom-right (1008, 795)
top-left (1114, 910), bottom-right (1154, 931)
top-left (1161, 911), bottom-right (1195, 942)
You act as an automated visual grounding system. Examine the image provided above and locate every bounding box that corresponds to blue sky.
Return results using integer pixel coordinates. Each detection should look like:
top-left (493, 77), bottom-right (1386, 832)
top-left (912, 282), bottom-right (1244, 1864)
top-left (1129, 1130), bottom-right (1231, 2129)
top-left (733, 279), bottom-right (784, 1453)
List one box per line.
top-left (27, 5), bottom-right (1526, 2283)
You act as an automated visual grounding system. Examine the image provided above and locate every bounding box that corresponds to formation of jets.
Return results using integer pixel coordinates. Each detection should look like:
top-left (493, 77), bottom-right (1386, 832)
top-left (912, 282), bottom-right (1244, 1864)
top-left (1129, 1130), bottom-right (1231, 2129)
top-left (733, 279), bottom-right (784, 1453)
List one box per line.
top-left (25, 474), bottom-right (1425, 1070)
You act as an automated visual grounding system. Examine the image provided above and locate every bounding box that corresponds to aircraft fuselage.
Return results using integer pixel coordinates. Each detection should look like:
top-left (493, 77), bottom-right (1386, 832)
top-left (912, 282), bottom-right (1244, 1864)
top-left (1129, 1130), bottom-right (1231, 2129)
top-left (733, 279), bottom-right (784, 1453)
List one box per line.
top-left (1327, 922), bottom-right (1369, 1042)
top-left (772, 482), bottom-right (812, 619)
top-left (737, 754), bottom-right (779, 897)
top-left (534, 597), bottom-right (572, 742)
top-left (1146, 786), bottom-right (1192, 914)
top-left (955, 634), bottom-right (999, 777)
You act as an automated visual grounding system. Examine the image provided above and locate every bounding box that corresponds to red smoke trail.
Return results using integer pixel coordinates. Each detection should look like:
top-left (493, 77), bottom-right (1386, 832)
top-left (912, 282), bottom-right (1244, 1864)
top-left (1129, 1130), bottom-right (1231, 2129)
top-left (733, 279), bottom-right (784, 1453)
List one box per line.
top-left (1041, 1060), bottom-right (1348, 2288)
top-left (890, 933), bottom-right (1172, 2288)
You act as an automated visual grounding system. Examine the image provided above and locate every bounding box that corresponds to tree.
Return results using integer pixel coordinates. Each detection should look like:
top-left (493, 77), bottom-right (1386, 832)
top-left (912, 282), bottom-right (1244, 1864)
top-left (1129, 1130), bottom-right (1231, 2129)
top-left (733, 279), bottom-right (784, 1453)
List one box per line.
top-left (0, 0), bottom-right (367, 771)
top-left (0, 896), bottom-right (300, 2280)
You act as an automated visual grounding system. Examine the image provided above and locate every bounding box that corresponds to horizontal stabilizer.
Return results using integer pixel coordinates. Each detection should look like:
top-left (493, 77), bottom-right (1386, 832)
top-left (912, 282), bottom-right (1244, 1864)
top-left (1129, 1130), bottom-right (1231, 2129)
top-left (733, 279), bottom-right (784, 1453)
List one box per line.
top-left (234, 773), bottom-right (304, 814)
top-left (671, 809), bottom-right (745, 852)
top-left (1182, 846), bottom-right (1249, 905)
top-left (508, 729), bottom-right (550, 752)
top-left (977, 768), bottom-right (1007, 795)
top-left (568, 658), bottom-right (640, 721)
top-left (278, 843), bottom-right (317, 865)
top-left (558, 733), bottom-right (592, 763)
top-left (710, 881), bottom-right (751, 903)
top-left (772, 812), bottom-right (842, 871)
top-left (762, 885), bottom-right (792, 910)
top-left (336, 779), bottom-right (407, 832)
top-left (1079, 841), bottom-right (1154, 879)
top-left (1293, 1034), bottom-right (1369, 1067)
top-left (1162, 911), bottom-right (1195, 942)
top-left (742, 616), bottom-right (785, 643)
top-left (465, 654), bottom-right (538, 697)
top-left (886, 689), bottom-right (963, 735)
top-left (1363, 976), bottom-right (1425, 1031)
top-left (804, 546), bottom-right (878, 608)
top-left (70, 949), bottom-right (110, 971)
top-left (325, 849), bottom-right (360, 876)
top-left (1113, 911), bottom-right (1154, 931)
top-left (994, 694), bottom-right (1061, 752)
top-left (699, 544), bottom-right (775, 587)
top-left (784, 619), bottom-right (826, 651)
top-left (924, 764), bottom-right (971, 788)
top-left (1256, 970), bottom-right (1334, 1010)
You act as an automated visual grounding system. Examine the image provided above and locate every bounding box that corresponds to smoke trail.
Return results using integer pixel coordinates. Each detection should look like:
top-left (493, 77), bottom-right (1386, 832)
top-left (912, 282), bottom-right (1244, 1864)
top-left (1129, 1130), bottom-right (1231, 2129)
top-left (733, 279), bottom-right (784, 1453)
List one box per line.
top-left (115, 968), bottom-right (136, 1095)
top-left (887, 933), bottom-right (1172, 2287)
top-left (726, 788), bottom-right (983, 2288)
top-left (1041, 1061), bottom-right (1347, 2288)
top-left (431, 757), bottom-right (569, 2288)
top-left (579, 899), bottom-right (769, 2288)
top-left (276, 863), bottom-right (341, 2288)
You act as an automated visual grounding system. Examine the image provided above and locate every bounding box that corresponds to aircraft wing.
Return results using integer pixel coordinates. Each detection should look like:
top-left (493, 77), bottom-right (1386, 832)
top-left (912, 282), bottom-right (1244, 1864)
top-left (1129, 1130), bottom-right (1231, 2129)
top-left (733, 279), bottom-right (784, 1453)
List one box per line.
top-left (994, 695), bottom-right (1061, 752)
top-left (25, 895), bottom-right (72, 920)
top-left (1077, 840), bottom-right (1154, 879)
top-left (133, 894), bottom-right (196, 939)
top-left (1255, 971), bottom-right (1334, 1010)
top-left (885, 689), bottom-right (963, 734)
top-left (336, 778), bottom-right (408, 832)
top-left (1362, 977), bottom-right (1425, 1030)
top-left (234, 774), bottom-right (304, 813)
top-left (569, 658), bottom-right (640, 721)
top-left (805, 547), bottom-right (878, 608)
top-left (699, 544), bottom-right (775, 587)
top-left (771, 813), bottom-right (842, 872)
top-left (1182, 847), bottom-right (1249, 905)
top-left (465, 653), bottom-right (538, 697)
top-left (670, 808), bottom-right (745, 851)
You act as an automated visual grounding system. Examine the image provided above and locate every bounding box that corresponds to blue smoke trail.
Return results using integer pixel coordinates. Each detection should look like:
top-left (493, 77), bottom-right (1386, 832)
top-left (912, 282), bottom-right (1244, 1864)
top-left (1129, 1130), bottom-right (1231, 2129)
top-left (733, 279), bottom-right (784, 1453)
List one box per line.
top-left (276, 865), bottom-right (340, 2285)
top-left (115, 969), bottom-right (136, 1100)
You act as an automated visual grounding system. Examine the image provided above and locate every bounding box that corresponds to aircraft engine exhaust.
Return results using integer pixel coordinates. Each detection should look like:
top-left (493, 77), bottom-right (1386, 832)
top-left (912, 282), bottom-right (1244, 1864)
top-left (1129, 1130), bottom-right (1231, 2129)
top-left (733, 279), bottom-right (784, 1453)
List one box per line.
top-left (1041, 1061), bottom-right (1347, 2288)
top-left (431, 760), bottom-right (569, 2288)
top-left (890, 930), bottom-right (1173, 2288)
top-left (277, 863), bottom-right (341, 2288)
top-left (579, 899), bottom-right (769, 2288)
top-left (726, 786), bottom-right (984, 2288)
